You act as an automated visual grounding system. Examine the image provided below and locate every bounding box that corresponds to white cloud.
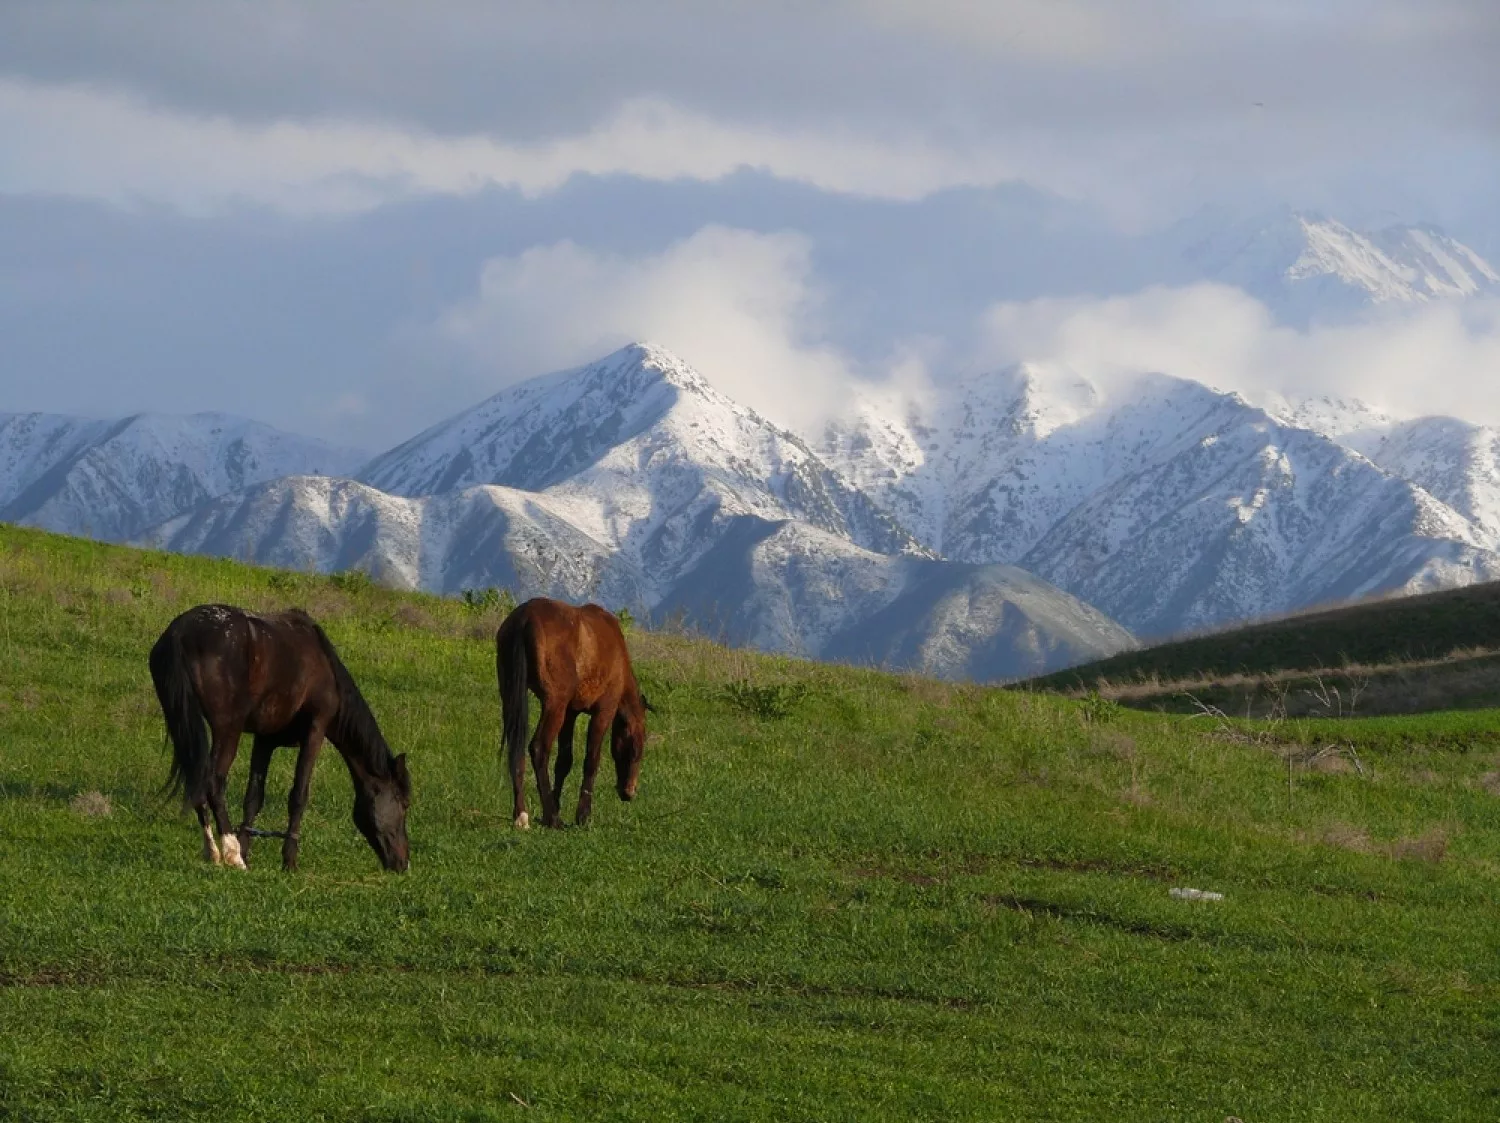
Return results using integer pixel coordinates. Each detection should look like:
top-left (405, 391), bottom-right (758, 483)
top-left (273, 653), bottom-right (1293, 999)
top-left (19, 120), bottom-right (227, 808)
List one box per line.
top-left (977, 284), bottom-right (1500, 423)
top-left (0, 77), bottom-right (1029, 216)
top-left (440, 226), bottom-right (860, 432)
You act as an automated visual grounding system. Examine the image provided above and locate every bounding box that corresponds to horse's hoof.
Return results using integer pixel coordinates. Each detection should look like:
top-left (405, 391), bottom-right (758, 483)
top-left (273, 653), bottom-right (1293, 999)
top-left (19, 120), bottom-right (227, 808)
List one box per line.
top-left (220, 833), bottom-right (248, 870)
top-left (514, 811), bottom-right (530, 830)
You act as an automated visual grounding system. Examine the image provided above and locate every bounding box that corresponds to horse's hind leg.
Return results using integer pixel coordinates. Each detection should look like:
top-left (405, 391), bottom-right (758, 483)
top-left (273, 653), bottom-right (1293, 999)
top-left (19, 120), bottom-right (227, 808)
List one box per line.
top-left (197, 804), bottom-right (221, 864)
top-left (552, 711), bottom-right (578, 816)
top-left (530, 702), bottom-right (568, 829)
top-left (236, 735), bottom-right (276, 866)
top-left (207, 722), bottom-right (247, 869)
top-left (509, 728), bottom-right (530, 830)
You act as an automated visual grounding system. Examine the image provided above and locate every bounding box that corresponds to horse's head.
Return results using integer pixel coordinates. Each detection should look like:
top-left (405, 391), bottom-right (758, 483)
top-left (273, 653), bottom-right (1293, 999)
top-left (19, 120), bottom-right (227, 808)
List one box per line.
top-left (611, 690), bottom-right (652, 801)
top-left (352, 752), bottom-right (412, 871)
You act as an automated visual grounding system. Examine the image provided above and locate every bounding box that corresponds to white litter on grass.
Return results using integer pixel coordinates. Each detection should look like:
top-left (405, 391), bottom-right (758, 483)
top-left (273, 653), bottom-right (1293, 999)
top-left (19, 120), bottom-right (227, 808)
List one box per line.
top-left (1170, 887), bottom-right (1224, 902)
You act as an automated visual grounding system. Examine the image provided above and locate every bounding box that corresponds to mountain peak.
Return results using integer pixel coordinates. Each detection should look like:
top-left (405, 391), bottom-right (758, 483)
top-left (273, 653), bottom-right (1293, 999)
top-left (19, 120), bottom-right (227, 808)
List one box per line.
top-left (1170, 207), bottom-right (1499, 324)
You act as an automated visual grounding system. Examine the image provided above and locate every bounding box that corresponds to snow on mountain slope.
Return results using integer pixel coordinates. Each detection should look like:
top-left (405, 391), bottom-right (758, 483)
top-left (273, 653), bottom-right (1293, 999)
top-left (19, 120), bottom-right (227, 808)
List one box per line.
top-left (824, 368), bottom-right (1500, 638)
top-left (1266, 394), bottom-right (1500, 545)
top-left (652, 516), bottom-right (1134, 680)
top-left (0, 413), bottom-right (112, 509)
top-left (1369, 225), bottom-right (1500, 299)
top-left (1347, 417), bottom-right (1500, 545)
top-left (362, 343), bottom-right (920, 593)
top-left (0, 411), bottom-right (368, 541)
top-left (1021, 414), bottom-right (1500, 637)
top-left (144, 481), bottom-right (1129, 680)
top-left (1167, 208), bottom-right (1499, 325)
top-left (144, 475), bottom-right (647, 606)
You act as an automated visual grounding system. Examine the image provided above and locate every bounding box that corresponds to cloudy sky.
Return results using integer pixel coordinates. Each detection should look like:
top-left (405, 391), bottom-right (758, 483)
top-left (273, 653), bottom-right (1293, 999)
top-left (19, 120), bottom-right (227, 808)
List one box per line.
top-left (2, 0), bottom-right (1497, 446)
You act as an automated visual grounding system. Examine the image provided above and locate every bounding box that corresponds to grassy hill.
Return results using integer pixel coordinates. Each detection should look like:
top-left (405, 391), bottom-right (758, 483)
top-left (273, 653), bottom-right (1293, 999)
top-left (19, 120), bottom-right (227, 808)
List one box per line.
top-left (1025, 580), bottom-right (1500, 718)
top-left (2, 524), bottom-right (1500, 1120)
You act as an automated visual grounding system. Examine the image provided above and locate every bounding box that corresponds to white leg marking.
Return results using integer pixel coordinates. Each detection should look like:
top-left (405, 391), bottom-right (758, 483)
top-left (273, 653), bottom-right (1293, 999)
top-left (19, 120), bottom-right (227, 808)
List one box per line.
top-left (514, 811), bottom-right (530, 830)
top-left (220, 831), bottom-right (247, 869)
top-left (202, 823), bottom-right (222, 865)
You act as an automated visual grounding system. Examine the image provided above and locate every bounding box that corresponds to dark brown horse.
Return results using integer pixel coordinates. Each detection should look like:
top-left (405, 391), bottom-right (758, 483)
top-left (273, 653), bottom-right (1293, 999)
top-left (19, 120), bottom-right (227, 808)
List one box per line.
top-left (496, 598), bottom-right (650, 829)
top-left (149, 604), bottom-right (411, 871)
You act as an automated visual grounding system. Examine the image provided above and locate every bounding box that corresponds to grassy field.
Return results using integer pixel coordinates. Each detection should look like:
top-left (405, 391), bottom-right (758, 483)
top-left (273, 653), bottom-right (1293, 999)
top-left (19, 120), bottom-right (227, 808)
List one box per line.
top-left (3, 525), bottom-right (1500, 1120)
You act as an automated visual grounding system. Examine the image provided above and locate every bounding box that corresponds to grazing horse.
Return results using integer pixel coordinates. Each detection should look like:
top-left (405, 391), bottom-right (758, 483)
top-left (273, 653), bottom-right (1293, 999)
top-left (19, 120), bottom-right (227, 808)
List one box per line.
top-left (149, 604), bottom-right (411, 871)
top-left (496, 598), bottom-right (650, 829)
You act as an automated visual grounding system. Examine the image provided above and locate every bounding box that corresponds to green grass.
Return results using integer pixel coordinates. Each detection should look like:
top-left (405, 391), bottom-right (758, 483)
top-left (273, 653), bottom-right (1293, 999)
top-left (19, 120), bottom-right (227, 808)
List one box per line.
top-left (3, 525), bottom-right (1500, 1120)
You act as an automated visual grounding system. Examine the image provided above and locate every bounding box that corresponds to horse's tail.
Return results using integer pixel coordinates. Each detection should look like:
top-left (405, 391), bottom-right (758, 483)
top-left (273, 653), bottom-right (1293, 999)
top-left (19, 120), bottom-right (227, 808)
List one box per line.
top-left (149, 623), bottom-right (210, 807)
top-left (496, 610), bottom-right (530, 775)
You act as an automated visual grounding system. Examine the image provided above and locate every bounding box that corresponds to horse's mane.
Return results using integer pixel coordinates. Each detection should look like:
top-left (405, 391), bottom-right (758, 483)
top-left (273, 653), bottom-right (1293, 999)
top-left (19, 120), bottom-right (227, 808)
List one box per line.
top-left (306, 619), bottom-right (396, 778)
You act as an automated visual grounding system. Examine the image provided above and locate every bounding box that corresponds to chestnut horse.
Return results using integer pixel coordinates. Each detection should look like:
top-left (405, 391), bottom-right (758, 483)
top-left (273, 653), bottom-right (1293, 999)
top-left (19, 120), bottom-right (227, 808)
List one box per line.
top-left (150, 604), bottom-right (411, 871)
top-left (496, 598), bottom-right (650, 829)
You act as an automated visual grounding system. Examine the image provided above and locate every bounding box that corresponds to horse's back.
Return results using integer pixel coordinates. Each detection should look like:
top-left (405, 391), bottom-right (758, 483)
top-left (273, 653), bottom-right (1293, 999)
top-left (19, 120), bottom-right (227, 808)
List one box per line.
top-left (154, 603), bottom-right (336, 733)
top-left (500, 597), bottom-right (634, 706)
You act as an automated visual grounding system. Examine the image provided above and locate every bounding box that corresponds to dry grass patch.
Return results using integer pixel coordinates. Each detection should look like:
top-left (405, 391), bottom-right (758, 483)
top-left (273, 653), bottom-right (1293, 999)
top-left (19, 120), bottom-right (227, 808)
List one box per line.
top-left (391, 603), bottom-right (439, 633)
top-left (1313, 821), bottom-right (1450, 863)
top-left (1389, 828), bottom-right (1450, 864)
top-left (68, 790), bottom-right (112, 818)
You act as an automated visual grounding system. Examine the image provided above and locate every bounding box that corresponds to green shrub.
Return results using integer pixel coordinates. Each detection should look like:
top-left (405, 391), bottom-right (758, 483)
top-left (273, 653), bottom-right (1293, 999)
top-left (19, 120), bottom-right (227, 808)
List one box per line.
top-left (722, 679), bottom-right (809, 720)
top-left (461, 587), bottom-right (517, 617)
top-left (329, 569), bottom-right (374, 595)
top-left (1079, 689), bottom-right (1123, 725)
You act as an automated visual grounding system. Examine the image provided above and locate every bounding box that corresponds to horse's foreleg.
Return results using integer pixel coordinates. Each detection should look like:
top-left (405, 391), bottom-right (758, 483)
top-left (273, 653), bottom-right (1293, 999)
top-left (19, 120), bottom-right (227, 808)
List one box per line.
top-left (575, 707), bottom-right (613, 827)
top-left (552, 711), bottom-right (578, 818)
top-left (207, 724), bottom-right (246, 869)
top-left (530, 704), bottom-right (568, 829)
top-left (197, 804), bottom-right (221, 864)
top-left (282, 730), bottom-right (325, 872)
top-left (236, 736), bottom-right (276, 866)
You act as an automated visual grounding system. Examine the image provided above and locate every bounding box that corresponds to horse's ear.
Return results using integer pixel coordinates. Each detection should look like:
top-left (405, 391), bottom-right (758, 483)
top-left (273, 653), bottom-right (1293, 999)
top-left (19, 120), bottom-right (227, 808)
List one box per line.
top-left (393, 753), bottom-right (411, 793)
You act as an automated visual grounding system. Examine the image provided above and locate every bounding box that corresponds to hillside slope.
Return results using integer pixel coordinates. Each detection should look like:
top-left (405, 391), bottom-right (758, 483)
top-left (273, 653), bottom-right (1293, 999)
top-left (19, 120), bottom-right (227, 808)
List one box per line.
top-left (1028, 577), bottom-right (1500, 688)
top-left (1, 524), bottom-right (1497, 1119)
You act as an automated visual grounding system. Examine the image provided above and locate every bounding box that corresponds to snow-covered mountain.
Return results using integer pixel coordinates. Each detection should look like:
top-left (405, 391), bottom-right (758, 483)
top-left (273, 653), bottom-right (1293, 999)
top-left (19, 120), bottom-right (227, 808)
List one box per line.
top-left (1265, 394), bottom-right (1500, 546)
top-left (147, 475), bottom-right (648, 609)
top-left (0, 411), bottom-right (367, 541)
top-left (823, 365), bottom-right (1500, 638)
top-left (9, 204), bottom-right (1500, 679)
top-left (145, 479), bottom-right (1132, 681)
top-left (1167, 207), bottom-right (1499, 325)
top-left (362, 343), bottom-right (921, 598)
top-left (658, 515), bottom-right (1134, 679)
